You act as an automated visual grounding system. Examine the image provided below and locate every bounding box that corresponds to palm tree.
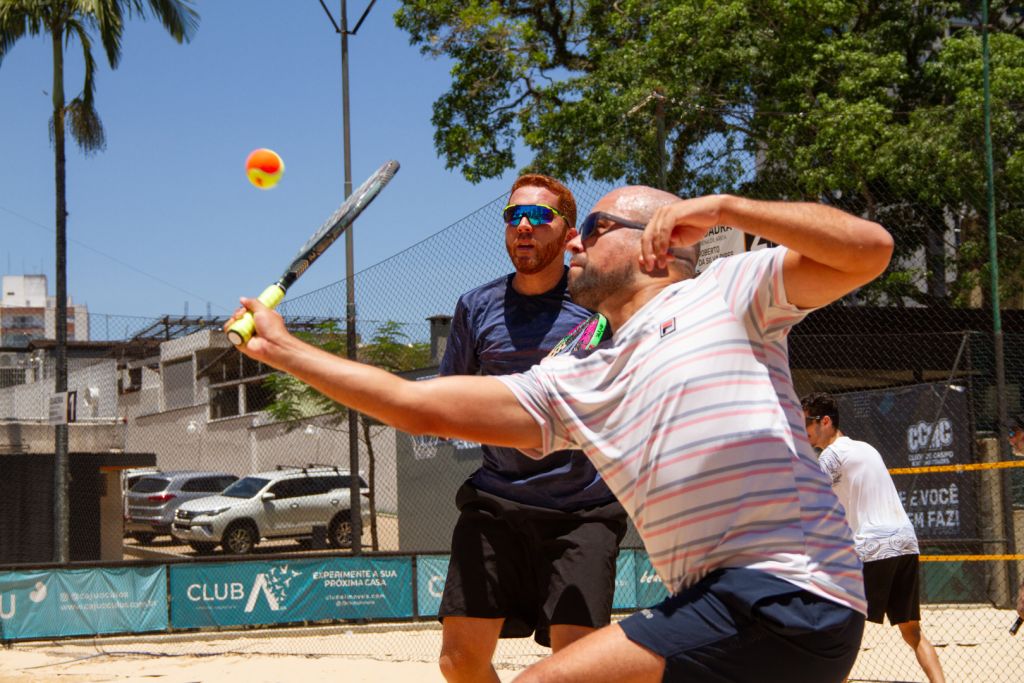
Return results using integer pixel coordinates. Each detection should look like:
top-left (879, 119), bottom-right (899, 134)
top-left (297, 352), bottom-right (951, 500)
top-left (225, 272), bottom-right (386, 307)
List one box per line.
top-left (0, 1), bottom-right (199, 562)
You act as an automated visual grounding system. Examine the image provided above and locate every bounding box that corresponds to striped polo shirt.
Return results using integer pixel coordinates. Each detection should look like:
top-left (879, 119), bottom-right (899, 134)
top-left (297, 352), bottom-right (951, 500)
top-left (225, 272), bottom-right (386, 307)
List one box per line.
top-left (499, 247), bottom-right (866, 614)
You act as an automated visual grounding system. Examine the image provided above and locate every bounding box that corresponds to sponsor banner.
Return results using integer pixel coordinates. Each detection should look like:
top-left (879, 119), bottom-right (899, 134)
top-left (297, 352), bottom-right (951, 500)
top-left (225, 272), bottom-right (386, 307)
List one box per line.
top-left (170, 556), bottom-right (413, 629)
top-left (634, 551), bottom-right (669, 608)
top-left (416, 555), bottom-right (450, 617)
top-left (836, 383), bottom-right (976, 540)
top-left (0, 566), bottom-right (167, 640)
top-left (613, 549), bottom-right (637, 610)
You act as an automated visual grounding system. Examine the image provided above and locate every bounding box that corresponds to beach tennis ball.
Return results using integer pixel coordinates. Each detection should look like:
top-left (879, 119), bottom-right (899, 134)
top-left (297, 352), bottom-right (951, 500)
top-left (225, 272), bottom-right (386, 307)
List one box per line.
top-left (245, 148), bottom-right (284, 189)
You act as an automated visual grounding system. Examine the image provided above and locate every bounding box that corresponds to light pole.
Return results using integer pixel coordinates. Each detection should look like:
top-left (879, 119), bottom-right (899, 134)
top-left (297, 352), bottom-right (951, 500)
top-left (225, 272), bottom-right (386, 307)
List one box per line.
top-left (318, 0), bottom-right (378, 554)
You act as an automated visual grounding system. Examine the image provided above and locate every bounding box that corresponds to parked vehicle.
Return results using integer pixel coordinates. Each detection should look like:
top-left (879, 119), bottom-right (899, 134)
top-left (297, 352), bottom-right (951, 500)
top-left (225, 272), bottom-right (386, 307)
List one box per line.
top-left (171, 466), bottom-right (370, 555)
top-left (125, 471), bottom-right (239, 544)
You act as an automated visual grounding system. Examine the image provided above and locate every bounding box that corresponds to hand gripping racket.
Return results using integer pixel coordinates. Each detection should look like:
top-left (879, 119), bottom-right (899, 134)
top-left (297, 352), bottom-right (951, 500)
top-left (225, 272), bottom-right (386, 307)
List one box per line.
top-left (227, 160), bottom-right (400, 346)
top-left (547, 312), bottom-right (608, 357)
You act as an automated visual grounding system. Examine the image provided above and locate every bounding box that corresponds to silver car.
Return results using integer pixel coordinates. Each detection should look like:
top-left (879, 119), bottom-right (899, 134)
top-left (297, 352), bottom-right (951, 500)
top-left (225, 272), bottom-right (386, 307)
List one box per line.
top-left (172, 467), bottom-right (370, 555)
top-left (125, 471), bottom-right (239, 543)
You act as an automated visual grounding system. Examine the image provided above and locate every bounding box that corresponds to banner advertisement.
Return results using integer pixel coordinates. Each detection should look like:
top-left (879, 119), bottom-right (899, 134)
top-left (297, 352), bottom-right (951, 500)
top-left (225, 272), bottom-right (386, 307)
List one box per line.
top-left (612, 550), bottom-right (637, 610)
top-left (416, 555), bottom-right (450, 617)
top-left (0, 566), bottom-right (167, 641)
top-left (836, 383), bottom-right (976, 540)
top-left (633, 552), bottom-right (669, 608)
top-left (170, 556), bottom-right (413, 629)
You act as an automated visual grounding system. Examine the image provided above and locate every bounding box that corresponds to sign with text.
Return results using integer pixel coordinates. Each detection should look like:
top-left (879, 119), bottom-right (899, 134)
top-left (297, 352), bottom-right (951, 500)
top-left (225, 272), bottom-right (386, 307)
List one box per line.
top-left (612, 550), bottom-right (637, 610)
top-left (0, 566), bottom-right (166, 640)
top-left (836, 383), bottom-right (976, 540)
top-left (169, 556), bottom-right (413, 629)
top-left (416, 555), bottom-right (449, 617)
top-left (696, 226), bottom-right (745, 274)
top-left (633, 551), bottom-right (670, 608)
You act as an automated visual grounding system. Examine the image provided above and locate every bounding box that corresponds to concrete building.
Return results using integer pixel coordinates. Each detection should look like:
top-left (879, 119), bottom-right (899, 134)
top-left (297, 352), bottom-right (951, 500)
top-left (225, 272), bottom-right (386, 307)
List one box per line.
top-left (1, 274), bottom-right (90, 346)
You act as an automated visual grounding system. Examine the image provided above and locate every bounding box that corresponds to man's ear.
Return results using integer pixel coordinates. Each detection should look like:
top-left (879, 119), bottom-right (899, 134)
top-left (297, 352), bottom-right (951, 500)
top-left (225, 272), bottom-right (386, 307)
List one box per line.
top-left (564, 226), bottom-right (578, 244)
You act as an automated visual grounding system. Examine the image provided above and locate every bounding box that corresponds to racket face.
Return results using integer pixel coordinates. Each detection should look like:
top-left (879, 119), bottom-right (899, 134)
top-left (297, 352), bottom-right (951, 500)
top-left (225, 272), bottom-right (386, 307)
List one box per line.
top-left (548, 312), bottom-right (608, 357)
top-left (281, 160), bottom-right (400, 286)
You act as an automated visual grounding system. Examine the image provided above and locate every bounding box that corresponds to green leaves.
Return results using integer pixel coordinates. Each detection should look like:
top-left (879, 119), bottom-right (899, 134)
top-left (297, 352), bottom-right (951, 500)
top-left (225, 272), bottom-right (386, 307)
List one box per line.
top-left (396, 0), bottom-right (1023, 305)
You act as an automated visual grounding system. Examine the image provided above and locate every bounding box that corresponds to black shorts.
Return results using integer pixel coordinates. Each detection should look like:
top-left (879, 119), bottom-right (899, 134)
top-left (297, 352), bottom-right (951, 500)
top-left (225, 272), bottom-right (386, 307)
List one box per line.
top-left (438, 482), bottom-right (628, 646)
top-left (619, 568), bottom-right (865, 683)
top-left (863, 554), bottom-right (922, 625)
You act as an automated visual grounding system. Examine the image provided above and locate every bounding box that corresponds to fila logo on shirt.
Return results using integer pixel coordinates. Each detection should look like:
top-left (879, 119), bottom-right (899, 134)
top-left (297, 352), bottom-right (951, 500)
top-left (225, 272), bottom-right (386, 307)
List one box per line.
top-left (660, 317), bottom-right (676, 338)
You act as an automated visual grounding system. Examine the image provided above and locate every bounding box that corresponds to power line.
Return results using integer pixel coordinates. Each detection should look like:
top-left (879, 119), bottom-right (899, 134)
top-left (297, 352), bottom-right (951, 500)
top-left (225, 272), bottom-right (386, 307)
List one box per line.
top-left (0, 204), bottom-right (229, 312)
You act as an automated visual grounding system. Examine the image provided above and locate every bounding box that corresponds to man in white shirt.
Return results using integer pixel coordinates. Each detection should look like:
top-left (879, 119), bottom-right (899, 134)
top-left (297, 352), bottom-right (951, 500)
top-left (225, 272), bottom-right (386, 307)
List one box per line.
top-left (802, 391), bottom-right (946, 683)
top-left (227, 188), bottom-right (894, 683)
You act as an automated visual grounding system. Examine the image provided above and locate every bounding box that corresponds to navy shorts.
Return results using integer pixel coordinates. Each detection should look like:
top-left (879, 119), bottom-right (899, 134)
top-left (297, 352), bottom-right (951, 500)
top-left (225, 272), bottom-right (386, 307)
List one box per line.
top-left (619, 568), bottom-right (865, 683)
top-left (439, 483), bottom-right (627, 646)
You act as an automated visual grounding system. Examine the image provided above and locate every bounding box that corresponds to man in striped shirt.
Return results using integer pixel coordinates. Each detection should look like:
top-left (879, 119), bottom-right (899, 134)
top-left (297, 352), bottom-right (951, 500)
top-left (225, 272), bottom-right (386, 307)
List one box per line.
top-left (227, 186), bottom-right (894, 683)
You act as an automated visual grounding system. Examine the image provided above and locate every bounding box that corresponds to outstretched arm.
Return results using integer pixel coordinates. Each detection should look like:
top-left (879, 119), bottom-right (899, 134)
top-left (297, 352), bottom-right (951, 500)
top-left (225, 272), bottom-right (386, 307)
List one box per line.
top-left (640, 195), bottom-right (894, 309)
top-left (228, 298), bottom-right (543, 449)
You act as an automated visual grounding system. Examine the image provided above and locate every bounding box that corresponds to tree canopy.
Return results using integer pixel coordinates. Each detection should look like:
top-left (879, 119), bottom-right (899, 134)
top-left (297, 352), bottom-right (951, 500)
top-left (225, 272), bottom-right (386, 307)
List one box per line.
top-left (395, 1), bottom-right (1024, 305)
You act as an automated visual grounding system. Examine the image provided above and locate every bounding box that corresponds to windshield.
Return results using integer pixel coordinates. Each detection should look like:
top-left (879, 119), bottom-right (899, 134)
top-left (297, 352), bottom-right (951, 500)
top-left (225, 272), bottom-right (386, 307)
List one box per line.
top-left (221, 477), bottom-right (270, 499)
top-left (130, 478), bottom-right (170, 494)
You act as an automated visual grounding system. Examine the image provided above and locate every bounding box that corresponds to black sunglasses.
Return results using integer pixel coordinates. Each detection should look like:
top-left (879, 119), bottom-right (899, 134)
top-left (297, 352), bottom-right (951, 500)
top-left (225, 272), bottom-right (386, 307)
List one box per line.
top-left (805, 415), bottom-right (823, 425)
top-left (578, 212), bottom-right (647, 242)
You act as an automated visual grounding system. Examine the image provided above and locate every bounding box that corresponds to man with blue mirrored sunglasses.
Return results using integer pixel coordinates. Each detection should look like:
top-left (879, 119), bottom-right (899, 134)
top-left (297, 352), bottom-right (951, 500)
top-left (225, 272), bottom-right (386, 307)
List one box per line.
top-left (437, 174), bottom-right (627, 682)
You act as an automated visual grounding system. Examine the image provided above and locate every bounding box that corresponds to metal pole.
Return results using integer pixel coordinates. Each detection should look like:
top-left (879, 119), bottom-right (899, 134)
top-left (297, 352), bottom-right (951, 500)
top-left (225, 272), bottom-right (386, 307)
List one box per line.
top-left (340, 0), bottom-right (362, 554)
top-left (982, 0), bottom-right (1016, 598)
top-left (655, 91), bottom-right (667, 191)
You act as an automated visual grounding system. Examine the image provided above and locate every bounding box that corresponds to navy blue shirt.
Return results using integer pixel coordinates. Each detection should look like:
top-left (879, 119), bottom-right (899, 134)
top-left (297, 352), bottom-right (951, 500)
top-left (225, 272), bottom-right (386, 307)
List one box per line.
top-left (440, 267), bottom-right (617, 511)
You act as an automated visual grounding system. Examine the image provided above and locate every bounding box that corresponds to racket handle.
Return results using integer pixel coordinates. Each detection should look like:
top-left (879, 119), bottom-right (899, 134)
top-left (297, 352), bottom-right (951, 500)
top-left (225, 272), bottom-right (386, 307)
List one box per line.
top-left (226, 284), bottom-right (285, 346)
top-left (1011, 616), bottom-right (1023, 636)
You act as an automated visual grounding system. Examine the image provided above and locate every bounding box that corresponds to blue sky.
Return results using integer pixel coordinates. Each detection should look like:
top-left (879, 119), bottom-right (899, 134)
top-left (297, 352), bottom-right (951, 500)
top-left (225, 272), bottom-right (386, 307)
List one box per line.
top-left (0, 1), bottom-right (522, 320)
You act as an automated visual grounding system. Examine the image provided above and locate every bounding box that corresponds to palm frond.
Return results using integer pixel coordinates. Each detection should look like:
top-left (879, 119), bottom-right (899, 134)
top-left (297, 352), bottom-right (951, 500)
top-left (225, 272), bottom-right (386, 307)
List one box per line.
top-left (129, 0), bottom-right (198, 43)
top-left (64, 97), bottom-right (106, 153)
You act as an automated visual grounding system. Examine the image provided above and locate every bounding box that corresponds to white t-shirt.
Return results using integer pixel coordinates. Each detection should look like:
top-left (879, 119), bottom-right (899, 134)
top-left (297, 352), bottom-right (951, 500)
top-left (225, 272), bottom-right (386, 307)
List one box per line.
top-left (818, 435), bottom-right (919, 562)
top-left (499, 247), bottom-right (866, 615)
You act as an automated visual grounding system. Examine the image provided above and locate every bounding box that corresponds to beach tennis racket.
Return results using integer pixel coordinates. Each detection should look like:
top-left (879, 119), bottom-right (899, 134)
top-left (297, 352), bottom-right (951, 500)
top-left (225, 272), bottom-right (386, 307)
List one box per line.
top-left (547, 312), bottom-right (608, 357)
top-left (1011, 616), bottom-right (1022, 636)
top-left (227, 160), bottom-right (400, 346)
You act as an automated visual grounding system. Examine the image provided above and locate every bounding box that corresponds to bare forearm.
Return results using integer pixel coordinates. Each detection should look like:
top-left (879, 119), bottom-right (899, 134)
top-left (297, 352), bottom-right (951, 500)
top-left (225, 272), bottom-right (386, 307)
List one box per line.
top-left (719, 195), bottom-right (893, 277)
top-left (257, 334), bottom-right (542, 449)
top-left (714, 195), bottom-right (893, 308)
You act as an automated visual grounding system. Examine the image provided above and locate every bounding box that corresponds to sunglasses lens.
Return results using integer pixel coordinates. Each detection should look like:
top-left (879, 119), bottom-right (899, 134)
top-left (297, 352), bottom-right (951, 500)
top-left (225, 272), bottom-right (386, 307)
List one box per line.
top-left (504, 205), bottom-right (555, 226)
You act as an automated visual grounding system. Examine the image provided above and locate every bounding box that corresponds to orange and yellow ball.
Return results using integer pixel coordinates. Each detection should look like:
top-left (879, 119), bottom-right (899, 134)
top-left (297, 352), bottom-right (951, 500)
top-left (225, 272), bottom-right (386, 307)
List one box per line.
top-left (245, 148), bottom-right (284, 189)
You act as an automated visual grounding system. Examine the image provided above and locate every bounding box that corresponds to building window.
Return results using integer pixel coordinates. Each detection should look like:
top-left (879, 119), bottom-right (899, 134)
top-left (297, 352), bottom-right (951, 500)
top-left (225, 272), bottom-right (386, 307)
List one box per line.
top-left (210, 386), bottom-right (240, 419)
top-left (162, 358), bottom-right (194, 410)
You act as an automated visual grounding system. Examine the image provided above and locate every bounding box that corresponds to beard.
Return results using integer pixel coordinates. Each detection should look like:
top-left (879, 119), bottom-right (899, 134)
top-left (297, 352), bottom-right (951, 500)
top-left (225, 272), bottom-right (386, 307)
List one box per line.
top-left (568, 260), bottom-right (635, 310)
top-left (506, 235), bottom-right (566, 275)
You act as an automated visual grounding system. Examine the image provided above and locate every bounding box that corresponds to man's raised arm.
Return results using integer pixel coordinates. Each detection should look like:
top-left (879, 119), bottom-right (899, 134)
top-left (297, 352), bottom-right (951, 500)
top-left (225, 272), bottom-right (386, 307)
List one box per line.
top-left (227, 297), bottom-right (544, 450)
top-left (641, 195), bottom-right (894, 309)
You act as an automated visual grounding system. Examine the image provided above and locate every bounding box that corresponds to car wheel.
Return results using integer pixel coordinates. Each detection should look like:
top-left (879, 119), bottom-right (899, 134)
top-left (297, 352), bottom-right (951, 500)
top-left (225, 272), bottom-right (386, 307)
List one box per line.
top-left (130, 532), bottom-right (157, 545)
top-left (328, 512), bottom-right (353, 548)
top-left (223, 522), bottom-right (258, 555)
top-left (189, 542), bottom-right (217, 555)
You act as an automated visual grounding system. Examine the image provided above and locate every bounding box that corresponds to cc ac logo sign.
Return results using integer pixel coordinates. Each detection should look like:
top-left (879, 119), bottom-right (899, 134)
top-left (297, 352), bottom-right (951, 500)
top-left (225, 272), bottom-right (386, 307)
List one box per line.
top-left (907, 419), bottom-right (953, 452)
top-left (428, 575), bottom-right (445, 599)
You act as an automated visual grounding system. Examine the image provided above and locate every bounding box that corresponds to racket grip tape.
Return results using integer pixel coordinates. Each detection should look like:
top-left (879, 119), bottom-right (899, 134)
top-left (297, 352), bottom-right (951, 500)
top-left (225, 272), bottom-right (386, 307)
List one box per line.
top-left (1011, 616), bottom-right (1023, 636)
top-left (226, 284), bottom-right (286, 346)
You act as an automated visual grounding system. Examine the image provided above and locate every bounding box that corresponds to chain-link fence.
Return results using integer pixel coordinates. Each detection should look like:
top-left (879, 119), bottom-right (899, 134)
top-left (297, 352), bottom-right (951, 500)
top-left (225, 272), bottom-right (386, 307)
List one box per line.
top-left (2, 134), bottom-right (1024, 680)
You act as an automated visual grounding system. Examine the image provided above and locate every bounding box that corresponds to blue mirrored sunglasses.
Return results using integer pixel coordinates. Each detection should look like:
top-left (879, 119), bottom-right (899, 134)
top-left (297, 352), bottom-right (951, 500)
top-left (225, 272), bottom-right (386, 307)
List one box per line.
top-left (502, 203), bottom-right (563, 227)
top-left (578, 211), bottom-right (647, 241)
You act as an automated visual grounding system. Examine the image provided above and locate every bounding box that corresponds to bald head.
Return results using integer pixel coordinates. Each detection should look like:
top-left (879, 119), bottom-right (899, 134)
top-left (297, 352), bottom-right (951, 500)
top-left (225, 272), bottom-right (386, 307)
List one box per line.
top-left (593, 186), bottom-right (700, 279)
